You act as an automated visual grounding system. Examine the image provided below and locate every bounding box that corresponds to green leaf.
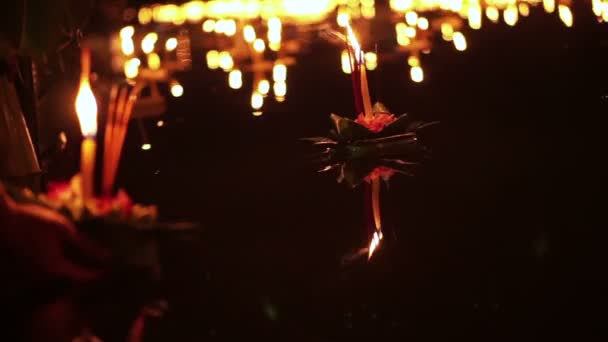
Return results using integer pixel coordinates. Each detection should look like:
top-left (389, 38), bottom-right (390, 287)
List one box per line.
top-left (330, 113), bottom-right (372, 141)
top-left (372, 102), bottom-right (391, 114)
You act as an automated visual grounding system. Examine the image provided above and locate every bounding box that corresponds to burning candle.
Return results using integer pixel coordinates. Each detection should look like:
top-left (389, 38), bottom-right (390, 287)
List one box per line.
top-left (346, 23), bottom-right (373, 119)
top-left (75, 47), bottom-right (98, 201)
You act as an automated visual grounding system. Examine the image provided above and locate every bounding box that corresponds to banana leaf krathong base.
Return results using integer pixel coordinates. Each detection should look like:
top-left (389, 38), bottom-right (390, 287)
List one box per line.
top-left (305, 103), bottom-right (438, 187)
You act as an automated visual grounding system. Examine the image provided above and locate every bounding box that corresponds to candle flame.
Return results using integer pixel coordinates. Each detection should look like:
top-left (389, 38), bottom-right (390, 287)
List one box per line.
top-left (345, 22), bottom-right (361, 63)
top-left (75, 49), bottom-right (97, 137)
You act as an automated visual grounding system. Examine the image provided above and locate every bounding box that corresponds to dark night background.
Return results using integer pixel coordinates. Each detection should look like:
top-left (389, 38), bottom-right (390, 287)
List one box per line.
top-left (42, 1), bottom-right (608, 341)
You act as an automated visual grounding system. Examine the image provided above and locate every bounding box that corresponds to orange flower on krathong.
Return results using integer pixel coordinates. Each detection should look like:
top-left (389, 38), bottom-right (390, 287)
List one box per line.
top-left (354, 112), bottom-right (397, 133)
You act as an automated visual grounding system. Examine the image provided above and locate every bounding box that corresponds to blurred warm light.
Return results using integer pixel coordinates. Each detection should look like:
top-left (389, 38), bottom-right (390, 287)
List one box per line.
top-left (405, 26), bottom-right (417, 38)
top-left (138, 7), bottom-right (153, 25)
top-left (121, 38), bottom-right (135, 56)
top-left (153, 4), bottom-right (181, 23)
top-left (253, 38), bottom-right (266, 52)
top-left (183, 1), bottom-right (205, 22)
top-left (417, 17), bottom-right (429, 30)
top-left (405, 11), bottom-right (418, 26)
top-left (147, 53), bottom-right (161, 70)
top-left (397, 34), bottom-right (411, 46)
top-left (361, 5), bottom-right (375, 18)
top-left (251, 91), bottom-right (264, 110)
top-left (170, 80), bottom-right (184, 97)
top-left (203, 19), bottom-right (216, 32)
top-left (224, 20), bottom-right (237, 36)
top-left (368, 230), bottom-right (383, 260)
top-left (243, 25), bottom-right (256, 42)
top-left (468, 4), bottom-right (482, 29)
top-left (124, 58), bottom-right (141, 79)
top-left (407, 55), bottom-right (419, 67)
top-left (218, 51), bottom-right (234, 71)
top-left (258, 79), bottom-right (270, 95)
top-left (120, 26), bottom-right (135, 40)
top-left (391, 0), bottom-right (413, 11)
top-left (280, 0), bottom-right (336, 22)
top-left (156, 120), bottom-right (164, 127)
top-left (75, 77), bottom-right (98, 137)
top-left (165, 37), bottom-right (178, 51)
top-left (410, 65), bottom-right (423, 82)
top-left (206, 50), bottom-right (220, 69)
top-left (273, 64), bottom-right (287, 82)
top-left (441, 22), bottom-right (454, 41)
top-left (504, 4), bottom-right (518, 26)
top-left (337, 11), bottom-right (350, 27)
top-left (364, 51), bottom-right (377, 70)
top-left (268, 17), bottom-right (282, 32)
top-left (341, 49), bottom-right (352, 74)
top-left (519, 3), bottom-right (530, 17)
top-left (559, 5), bottom-right (573, 27)
top-left (486, 6), bottom-right (500, 23)
top-left (229, 70), bottom-right (243, 89)
top-left (274, 81), bottom-right (287, 97)
top-left (543, 0), bottom-right (556, 13)
top-left (141, 32), bottom-right (158, 54)
top-left (453, 32), bottom-right (467, 51)
top-left (141, 143), bottom-right (152, 151)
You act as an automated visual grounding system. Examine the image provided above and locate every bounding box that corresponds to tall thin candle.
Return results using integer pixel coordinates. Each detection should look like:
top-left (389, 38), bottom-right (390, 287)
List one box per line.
top-left (75, 47), bottom-right (98, 201)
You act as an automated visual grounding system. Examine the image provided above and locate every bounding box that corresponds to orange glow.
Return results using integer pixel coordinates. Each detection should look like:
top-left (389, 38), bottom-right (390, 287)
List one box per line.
top-left (75, 49), bottom-right (98, 137)
top-left (368, 230), bottom-right (383, 259)
top-left (558, 5), bottom-right (573, 27)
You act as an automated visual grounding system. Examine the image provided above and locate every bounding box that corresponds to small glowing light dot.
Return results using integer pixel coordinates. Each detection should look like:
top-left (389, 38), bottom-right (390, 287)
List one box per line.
top-left (147, 53), bottom-right (161, 70)
top-left (486, 6), bottom-right (500, 23)
top-left (228, 69), bottom-right (243, 89)
top-left (558, 5), bottom-right (573, 27)
top-left (141, 143), bottom-right (152, 151)
top-left (258, 80), bottom-right (270, 95)
top-left (273, 64), bottom-right (287, 82)
top-left (243, 25), bottom-right (256, 42)
top-left (453, 32), bottom-right (467, 51)
top-left (218, 51), bottom-right (234, 71)
top-left (253, 38), bottom-right (265, 53)
top-left (202, 19), bottom-right (216, 32)
top-left (410, 65), bottom-right (424, 83)
top-left (251, 92), bottom-right (264, 110)
top-left (170, 80), bottom-right (183, 97)
top-left (156, 120), bottom-right (164, 127)
top-left (206, 50), bottom-right (220, 69)
top-left (120, 26), bottom-right (135, 39)
top-left (165, 37), bottom-right (178, 51)
top-left (141, 32), bottom-right (158, 54)
top-left (274, 81), bottom-right (286, 97)
top-left (405, 11), bottom-right (418, 26)
top-left (417, 17), bottom-right (429, 30)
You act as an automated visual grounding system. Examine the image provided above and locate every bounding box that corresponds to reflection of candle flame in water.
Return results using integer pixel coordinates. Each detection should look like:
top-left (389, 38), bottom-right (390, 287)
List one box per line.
top-left (368, 178), bottom-right (384, 260)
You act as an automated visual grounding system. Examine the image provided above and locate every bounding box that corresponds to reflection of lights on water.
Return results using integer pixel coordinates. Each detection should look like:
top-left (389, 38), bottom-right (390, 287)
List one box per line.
top-left (258, 80), bottom-right (270, 95)
top-left (165, 37), bottom-right (178, 51)
top-left (253, 38), bottom-right (266, 53)
top-left (206, 50), bottom-right (220, 69)
top-left (170, 80), bottom-right (184, 97)
top-left (142, 32), bottom-right (158, 54)
top-left (453, 32), bottom-right (467, 51)
top-left (251, 92), bottom-right (264, 110)
top-left (124, 58), bottom-right (141, 79)
top-left (147, 53), bottom-right (161, 70)
top-left (272, 64), bottom-right (287, 82)
top-left (229, 70), bottom-right (243, 89)
top-left (141, 143), bottom-right (152, 151)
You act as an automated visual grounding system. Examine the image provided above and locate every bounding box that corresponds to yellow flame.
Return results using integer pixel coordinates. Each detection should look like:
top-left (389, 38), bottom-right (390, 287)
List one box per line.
top-left (341, 49), bottom-right (352, 74)
top-left (165, 37), bottom-right (178, 51)
top-left (243, 25), bottom-right (256, 42)
top-left (337, 11), bottom-right (350, 27)
top-left (345, 22), bottom-right (361, 62)
top-left (228, 70), bottom-right (243, 89)
top-left (251, 91), bottom-right (264, 110)
top-left (273, 64), bottom-right (287, 82)
top-left (75, 80), bottom-right (98, 137)
top-left (368, 230), bottom-right (383, 259)
top-left (558, 5), bottom-right (573, 27)
top-left (170, 80), bottom-right (184, 97)
top-left (453, 31), bottom-right (467, 51)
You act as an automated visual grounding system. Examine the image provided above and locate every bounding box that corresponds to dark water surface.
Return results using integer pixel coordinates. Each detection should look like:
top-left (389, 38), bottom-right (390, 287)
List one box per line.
top-left (111, 11), bottom-right (606, 342)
